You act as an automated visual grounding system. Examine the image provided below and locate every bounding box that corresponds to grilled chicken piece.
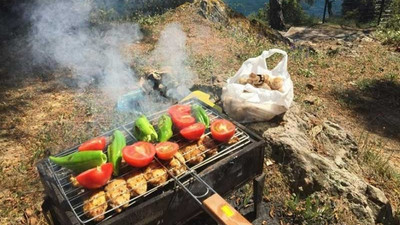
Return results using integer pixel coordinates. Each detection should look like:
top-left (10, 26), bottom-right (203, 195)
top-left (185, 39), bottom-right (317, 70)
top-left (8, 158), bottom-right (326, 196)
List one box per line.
top-left (104, 178), bottom-right (130, 213)
top-left (163, 152), bottom-right (187, 176)
top-left (125, 170), bottom-right (147, 197)
top-left (180, 143), bottom-right (205, 165)
top-left (83, 191), bottom-right (107, 222)
top-left (198, 136), bottom-right (218, 157)
top-left (144, 161), bottom-right (168, 186)
top-left (227, 136), bottom-right (239, 145)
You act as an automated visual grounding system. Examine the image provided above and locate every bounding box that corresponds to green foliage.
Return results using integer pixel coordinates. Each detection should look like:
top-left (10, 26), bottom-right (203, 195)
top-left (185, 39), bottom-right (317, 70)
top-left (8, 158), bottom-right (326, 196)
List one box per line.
top-left (342, 0), bottom-right (376, 22)
top-left (376, 0), bottom-right (400, 47)
top-left (282, 0), bottom-right (315, 26)
top-left (285, 194), bottom-right (335, 224)
top-left (298, 68), bottom-right (315, 77)
top-left (248, 0), bottom-right (318, 27)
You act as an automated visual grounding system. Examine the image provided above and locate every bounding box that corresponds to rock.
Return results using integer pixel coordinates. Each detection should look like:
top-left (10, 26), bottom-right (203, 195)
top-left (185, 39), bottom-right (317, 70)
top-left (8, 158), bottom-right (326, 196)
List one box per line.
top-left (361, 36), bottom-right (374, 42)
top-left (305, 83), bottom-right (314, 90)
top-left (336, 39), bottom-right (344, 45)
top-left (261, 103), bottom-right (394, 224)
top-left (197, 0), bottom-right (229, 25)
top-left (303, 95), bottom-right (318, 105)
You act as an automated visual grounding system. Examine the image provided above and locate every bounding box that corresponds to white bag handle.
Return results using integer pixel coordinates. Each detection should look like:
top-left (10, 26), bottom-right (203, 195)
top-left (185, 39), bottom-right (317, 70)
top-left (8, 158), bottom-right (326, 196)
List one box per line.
top-left (261, 49), bottom-right (288, 78)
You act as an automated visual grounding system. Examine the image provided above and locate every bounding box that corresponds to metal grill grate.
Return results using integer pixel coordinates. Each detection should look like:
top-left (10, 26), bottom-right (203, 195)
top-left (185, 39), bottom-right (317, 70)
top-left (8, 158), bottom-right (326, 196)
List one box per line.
top-left (45, 99), bottom-right (253, 224)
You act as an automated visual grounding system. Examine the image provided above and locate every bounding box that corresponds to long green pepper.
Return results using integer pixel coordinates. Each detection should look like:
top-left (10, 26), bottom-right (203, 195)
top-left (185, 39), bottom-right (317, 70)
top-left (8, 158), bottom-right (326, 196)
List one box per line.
top-left (192, 104), bottom-right (210, 128)
top-left (107, 130), bottom-right (126, 176)
top-left (49, 151), bottom-right (107, 173)
top-left (157, 114), bottom-right (173, 142)
top-left (133, 115), bottom-right (158, 142)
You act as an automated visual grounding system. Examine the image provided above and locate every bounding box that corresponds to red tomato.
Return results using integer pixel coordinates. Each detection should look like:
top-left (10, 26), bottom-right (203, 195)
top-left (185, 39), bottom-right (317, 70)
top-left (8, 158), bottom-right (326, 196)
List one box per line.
top-left (76, 163), bottom-right (113, 189)
top-left (210, 119), bottom-right (236, 142)
top-left (78, 136), bottom-right (106, 151)
top-left (171, 114), bottom-right (196, 130)
top-left (122, 142), bottom-right (155, 167)
top-left (180, 123), bottom-right (206, 141)
top-left (168, 105), bottom-right (191, 116)
top-left (155, 142), bottom-right (179, 160)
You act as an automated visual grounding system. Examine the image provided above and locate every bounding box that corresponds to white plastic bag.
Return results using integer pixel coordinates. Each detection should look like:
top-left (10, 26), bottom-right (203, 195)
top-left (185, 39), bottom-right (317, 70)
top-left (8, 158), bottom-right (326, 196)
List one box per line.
top-left (222, 49), bottom-right (294, 123)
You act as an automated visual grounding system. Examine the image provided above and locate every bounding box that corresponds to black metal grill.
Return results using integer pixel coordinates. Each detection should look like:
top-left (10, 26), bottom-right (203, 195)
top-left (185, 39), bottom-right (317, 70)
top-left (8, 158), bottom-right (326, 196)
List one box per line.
top-left (37, 98), bottom-right (265, 225)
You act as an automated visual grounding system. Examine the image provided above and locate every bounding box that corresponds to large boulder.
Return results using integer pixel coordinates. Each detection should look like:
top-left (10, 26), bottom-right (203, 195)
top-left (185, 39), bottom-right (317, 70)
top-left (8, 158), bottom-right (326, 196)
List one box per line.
top-left (257, 103), bottom-right (394, 224)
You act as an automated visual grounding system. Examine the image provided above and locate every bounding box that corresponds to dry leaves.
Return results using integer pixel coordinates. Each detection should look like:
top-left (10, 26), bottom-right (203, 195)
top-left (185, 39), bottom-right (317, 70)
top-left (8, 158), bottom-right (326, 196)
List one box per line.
top-left (269, 206), bottom-right (275, 218)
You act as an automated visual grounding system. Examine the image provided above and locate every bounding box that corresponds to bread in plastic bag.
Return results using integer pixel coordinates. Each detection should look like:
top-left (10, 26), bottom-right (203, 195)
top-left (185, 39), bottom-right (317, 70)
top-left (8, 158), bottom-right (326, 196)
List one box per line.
top-left (222, 49), bottom-right (294, 123)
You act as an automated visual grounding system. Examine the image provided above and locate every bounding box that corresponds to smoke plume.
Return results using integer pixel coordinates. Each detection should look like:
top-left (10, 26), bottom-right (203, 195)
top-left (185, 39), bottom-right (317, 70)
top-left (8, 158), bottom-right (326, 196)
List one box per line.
top-left (152, 23), bottom-right (197, 101)
top-left (30, 0), bottom-right (142, 99)
top-left (29, 0), bottom-right (196, 114)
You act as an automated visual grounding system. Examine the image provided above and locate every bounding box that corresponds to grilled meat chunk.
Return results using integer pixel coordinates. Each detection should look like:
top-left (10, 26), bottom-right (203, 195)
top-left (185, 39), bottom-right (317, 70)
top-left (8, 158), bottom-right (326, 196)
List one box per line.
top-left (144, 161), bottom-right (168, 186)
top-left (163, 152), bottom-right (187, 176)
top-left (83, 190), bottom-right (107, 222)
top-left (104, 178), bottom-right (130, 213)
top-left (126, 170), bottom-right (147, 197)
top-left (198, 135), bottom-right (218, 157)
top-left (227, 136), bottom-right (239, 145)
top-left (180, 143), bottom-right (205, 165)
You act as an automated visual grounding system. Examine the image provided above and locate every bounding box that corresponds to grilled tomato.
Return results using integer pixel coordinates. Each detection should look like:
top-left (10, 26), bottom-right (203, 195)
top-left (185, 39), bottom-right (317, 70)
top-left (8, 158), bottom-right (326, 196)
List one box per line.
top-left (180, 123), bottom-right (206, 141)
top-left (210, 119), bottom-right (236, 142)
top-left (122, 142), bottom-right (155, 167)
top-left (155, 142), bottom-right (179, 160)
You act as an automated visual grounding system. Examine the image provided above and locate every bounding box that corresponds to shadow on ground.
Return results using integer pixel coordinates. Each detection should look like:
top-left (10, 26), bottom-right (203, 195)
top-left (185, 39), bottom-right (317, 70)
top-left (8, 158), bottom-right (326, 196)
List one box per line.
top-left (333, 78), bottom-right (400, 141)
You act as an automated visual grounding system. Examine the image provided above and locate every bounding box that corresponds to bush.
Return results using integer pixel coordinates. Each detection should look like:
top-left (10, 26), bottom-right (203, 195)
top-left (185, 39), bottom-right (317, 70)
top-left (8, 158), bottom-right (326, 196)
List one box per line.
top-left (375, 0), bottom-right (400, 47)
top-left (248, 0), bottom-right (318, 27)
top-left (342, 0), bottom-right (376, 22)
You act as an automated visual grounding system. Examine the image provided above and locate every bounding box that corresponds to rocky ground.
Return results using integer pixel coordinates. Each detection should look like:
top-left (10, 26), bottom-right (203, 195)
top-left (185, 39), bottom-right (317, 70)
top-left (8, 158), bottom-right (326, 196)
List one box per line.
top-left (0, 0), bottom-right (399, 224)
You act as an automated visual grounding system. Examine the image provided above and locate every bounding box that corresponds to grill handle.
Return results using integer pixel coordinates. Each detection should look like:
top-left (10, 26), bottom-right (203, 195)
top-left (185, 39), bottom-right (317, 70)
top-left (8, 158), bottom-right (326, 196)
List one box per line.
top-left (203, 193), bottom-right (252, 225)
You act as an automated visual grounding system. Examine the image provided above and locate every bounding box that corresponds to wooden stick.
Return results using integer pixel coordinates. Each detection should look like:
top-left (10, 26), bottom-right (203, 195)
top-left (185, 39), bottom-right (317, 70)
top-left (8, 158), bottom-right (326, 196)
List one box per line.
top-left (203, 193), bottom-right (252, 225)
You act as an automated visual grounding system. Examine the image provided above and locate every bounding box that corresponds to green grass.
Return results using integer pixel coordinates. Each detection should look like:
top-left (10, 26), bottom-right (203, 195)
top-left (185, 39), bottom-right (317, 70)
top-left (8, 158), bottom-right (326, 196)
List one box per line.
top-left (285, 193), bottom-right (335, 224)
top-left (357, 132), bottom-right (400, 183)
top-left (190, 55), bottom-right (217, 81)
top-left (298, 68), bottom-right (315, 78)
top-left (355, 78), bottom-right (374, 90)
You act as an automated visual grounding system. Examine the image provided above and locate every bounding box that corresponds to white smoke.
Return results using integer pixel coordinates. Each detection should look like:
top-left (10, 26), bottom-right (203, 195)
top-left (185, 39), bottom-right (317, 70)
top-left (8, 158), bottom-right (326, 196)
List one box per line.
top-left (29, 0), bottom-right (197, 114)
top-left (152, 23), bottom-right (197, 100)
top-left (30, 0), bottom-right (142, 99)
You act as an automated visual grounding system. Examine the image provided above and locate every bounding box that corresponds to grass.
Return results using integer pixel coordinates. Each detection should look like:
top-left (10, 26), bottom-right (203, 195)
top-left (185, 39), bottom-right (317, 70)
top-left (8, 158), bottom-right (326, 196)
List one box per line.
top-left (191, 55), bottom-right (217, 81)
top-left (285, 193), bottom-right (335, 224)
top-left (357, 132), bottom-right (400, 183)
top-left (356, 132), bottom-right (400, 214)
top-left (298, 68), bottom-right (315, 78)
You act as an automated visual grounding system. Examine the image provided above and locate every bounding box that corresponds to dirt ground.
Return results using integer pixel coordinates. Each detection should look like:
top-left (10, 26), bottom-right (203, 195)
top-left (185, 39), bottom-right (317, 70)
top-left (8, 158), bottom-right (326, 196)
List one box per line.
top-left (0, 2), bottom-right (399, 225)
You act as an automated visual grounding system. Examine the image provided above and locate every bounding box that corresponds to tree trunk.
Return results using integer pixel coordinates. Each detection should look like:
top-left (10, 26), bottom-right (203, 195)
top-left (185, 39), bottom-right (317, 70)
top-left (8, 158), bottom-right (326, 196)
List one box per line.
top-left (269, 0), bottom-right (285, 30)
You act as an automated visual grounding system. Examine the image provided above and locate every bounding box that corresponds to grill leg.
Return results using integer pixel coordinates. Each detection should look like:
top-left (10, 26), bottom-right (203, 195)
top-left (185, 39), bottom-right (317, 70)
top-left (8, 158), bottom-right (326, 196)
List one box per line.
top-left (253, 173), bottom-right (266, 219)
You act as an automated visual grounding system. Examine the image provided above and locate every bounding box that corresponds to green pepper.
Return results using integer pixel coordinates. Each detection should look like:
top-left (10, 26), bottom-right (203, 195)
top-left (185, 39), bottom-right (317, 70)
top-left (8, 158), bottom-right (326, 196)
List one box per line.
top-left (133, 115), bottom-right (158, 142)
top-left (157, 114), bottom-right (173, 142)
top-left (49, 151), bottom-right (107, 173)
top-left (107, 130), bottom-right (126, 176)
top-left (192, 104), bottom-right (210, 128)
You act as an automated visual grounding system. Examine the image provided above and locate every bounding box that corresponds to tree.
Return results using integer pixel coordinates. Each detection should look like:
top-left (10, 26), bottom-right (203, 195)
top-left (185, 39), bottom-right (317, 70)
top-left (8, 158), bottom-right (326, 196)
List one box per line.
top-left (269, 0), bottom-right (286, 30)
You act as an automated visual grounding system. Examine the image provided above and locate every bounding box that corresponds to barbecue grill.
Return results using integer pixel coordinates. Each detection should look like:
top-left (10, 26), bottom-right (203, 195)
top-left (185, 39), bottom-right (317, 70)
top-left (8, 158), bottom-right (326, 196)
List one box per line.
top-left (37, 98), bottom-right (265, 225)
